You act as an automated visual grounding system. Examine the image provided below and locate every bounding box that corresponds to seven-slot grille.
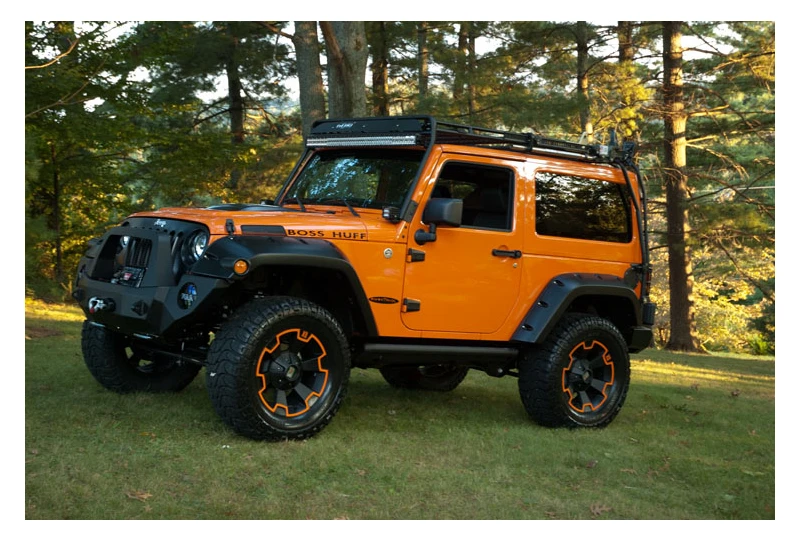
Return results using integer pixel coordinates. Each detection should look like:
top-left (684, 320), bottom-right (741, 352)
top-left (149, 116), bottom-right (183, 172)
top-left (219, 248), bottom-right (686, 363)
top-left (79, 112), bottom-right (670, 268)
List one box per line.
top-left (112, 236), bottom-right (153, 287)
top-left (126, 237), bottom-right (152, 268)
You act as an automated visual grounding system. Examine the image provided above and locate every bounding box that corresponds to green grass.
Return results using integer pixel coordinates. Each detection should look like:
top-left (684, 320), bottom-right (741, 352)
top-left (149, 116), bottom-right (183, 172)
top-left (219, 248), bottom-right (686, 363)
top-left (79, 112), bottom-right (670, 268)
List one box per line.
top-left (25, 300), bottom-right (775, 520)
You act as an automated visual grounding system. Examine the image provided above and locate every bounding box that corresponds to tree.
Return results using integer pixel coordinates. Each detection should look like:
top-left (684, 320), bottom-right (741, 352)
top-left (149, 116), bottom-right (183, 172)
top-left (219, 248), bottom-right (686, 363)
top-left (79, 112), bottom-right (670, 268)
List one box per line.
top-left (417, 22), bottom-right (429, 102)
top-left (367, 22), bottom-right (390, 116)
top-left (26, 22), bottom-right (150, 290)
top-left (24, 20), bottom-right (775, 355)
top-left (292, 22), bottom-right (326, 140)
top-left (645, 21), bottom-right (775, 352)
top-left (131, 21), bottom-right (295, 192)
top-left (319, 22), bottom-right (369, 118)
top-left (26, 21), bottom-right (300, 297)
top-left (575, 21), bottom-right (594, 141)
top-left (661, 21), bottom-right (701, 352)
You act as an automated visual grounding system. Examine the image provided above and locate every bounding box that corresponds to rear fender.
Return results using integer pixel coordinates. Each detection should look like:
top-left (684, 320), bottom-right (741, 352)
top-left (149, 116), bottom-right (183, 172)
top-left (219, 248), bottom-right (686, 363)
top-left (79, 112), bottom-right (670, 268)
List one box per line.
top-left (512, 273), bottom-right (641, 345)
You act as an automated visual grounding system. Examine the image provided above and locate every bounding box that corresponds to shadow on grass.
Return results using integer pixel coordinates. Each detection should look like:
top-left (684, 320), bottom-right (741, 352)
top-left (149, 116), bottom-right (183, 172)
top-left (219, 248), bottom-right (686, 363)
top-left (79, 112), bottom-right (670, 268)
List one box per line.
top-left (633, 348), bottom-right (774, 378)
top-left (345, 370), bottom-right (530, 425)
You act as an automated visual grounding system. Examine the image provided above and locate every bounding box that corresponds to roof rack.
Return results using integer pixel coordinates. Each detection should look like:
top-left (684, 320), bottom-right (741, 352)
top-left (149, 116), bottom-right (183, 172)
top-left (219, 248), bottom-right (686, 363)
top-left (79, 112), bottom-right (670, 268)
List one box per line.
top-left (307, 115), bottom-right (635, 165)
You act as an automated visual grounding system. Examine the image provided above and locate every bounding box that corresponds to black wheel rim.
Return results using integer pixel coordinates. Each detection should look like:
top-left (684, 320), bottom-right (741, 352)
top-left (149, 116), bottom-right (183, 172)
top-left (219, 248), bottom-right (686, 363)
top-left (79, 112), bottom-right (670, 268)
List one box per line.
top-left (561, 340), bottom-right (615, 413)
top-left (254, 328), bottom-right (330, 418)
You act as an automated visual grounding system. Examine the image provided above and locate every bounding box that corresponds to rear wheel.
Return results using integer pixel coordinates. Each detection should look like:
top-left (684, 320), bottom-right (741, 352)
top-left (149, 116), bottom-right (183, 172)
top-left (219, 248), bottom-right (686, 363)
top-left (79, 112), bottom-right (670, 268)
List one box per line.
top-left (518, 314), bottom-right (630, 428)
top-left (379, 365), bottom-right (469, 392)
top-left (206, 296), bottom-right (350, 441)
top-left (81, 321), bottom-right (201, 393)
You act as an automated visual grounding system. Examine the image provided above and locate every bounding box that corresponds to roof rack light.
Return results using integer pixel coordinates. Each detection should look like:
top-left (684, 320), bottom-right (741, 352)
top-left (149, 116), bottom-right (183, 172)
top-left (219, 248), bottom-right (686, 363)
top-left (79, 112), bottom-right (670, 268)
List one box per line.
top-left (304, 116), bottom-right (635, 165)
top-left (306, 135), bottom-right (419, 148)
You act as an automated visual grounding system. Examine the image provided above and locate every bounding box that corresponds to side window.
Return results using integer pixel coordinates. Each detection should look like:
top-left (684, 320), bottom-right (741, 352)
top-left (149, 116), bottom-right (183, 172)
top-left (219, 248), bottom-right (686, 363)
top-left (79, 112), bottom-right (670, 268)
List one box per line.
top-left (535, 172), bottom-right (632, 243)
top-left (433, 162), bottom-right (515, 231)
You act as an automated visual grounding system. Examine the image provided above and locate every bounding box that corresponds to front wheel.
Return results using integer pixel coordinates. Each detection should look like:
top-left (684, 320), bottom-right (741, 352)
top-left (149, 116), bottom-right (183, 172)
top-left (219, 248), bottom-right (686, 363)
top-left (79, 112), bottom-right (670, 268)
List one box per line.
top-left (206, 297), bottom-right (350, 441)
top-left (518, 314), bottom-right (630, 428)
top-left (81, 321), bottom-right (201, 393)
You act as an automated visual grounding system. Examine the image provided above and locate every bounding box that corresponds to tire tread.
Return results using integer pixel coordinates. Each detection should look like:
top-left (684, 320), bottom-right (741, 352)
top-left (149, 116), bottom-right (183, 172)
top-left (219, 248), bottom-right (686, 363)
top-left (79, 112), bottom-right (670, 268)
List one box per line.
top-left (81, 321), bottom-right (200, 393)
top-left (518, 313), bottom-right (629, 428)
top-left (205, 296), bottom-right (350, 441)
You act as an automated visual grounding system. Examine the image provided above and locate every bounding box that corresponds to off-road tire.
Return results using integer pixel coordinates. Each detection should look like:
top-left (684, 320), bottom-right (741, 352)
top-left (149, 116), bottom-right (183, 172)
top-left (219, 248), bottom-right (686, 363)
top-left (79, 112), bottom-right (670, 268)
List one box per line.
top-left (379, 365), bottom-right (469, 392)
top-left (206, 296), bottom-right (350, 441)
top-left (518, 314), bottom-right (630, 428)
top-left (81, 321), bottom-right (201, 393)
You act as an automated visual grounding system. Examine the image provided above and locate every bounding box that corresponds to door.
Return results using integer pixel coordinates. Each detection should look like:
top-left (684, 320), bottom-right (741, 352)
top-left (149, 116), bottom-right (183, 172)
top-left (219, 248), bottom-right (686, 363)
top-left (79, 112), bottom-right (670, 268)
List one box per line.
top-left (401, 158), bottom-right (523, 334)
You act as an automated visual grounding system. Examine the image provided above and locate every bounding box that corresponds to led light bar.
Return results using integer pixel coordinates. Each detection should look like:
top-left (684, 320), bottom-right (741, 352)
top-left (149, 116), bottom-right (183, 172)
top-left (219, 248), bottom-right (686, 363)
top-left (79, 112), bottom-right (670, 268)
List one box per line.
top-left (306, 135), bottom-right (419, 147)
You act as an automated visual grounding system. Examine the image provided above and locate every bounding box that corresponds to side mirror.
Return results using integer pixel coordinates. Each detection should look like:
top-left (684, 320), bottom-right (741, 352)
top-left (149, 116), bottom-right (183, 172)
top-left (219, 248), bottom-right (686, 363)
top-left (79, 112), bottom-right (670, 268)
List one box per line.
top-left (415, 198), bottom-right (463, 245)
top-left (422, 198), bottom-right (463, 227)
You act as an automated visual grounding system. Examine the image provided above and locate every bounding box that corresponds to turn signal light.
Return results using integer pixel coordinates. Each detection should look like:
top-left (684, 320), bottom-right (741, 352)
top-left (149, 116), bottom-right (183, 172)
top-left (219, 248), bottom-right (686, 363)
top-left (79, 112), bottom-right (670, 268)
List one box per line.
top-left (233, 259), bottom-right (250, 275)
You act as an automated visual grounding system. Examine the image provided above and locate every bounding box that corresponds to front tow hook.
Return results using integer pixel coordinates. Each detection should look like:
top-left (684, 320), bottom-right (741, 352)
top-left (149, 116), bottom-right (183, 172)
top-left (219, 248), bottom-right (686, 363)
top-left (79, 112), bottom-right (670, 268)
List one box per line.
top-left (88, 297), bottom-right (116, 314)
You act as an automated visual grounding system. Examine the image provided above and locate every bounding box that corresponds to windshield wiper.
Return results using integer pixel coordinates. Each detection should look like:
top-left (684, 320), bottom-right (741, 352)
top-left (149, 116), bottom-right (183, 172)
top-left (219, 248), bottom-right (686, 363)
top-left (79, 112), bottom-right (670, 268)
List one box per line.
top-left (341, 198), bottom-right (360, 217)
top-left (281, 196), bottom-right (306, 212)
top-left (316, 198), bottom-right (360, 217)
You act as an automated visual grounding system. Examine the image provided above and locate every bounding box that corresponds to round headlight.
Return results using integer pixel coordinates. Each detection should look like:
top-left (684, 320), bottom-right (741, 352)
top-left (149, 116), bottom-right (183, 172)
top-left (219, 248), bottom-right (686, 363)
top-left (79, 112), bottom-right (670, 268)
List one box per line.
top-left (190, 231), bottom-right (208, 259)
top-left (188, 231), bottom-right (209, 261)
top-left (120, 235), bottom-right (130, 248)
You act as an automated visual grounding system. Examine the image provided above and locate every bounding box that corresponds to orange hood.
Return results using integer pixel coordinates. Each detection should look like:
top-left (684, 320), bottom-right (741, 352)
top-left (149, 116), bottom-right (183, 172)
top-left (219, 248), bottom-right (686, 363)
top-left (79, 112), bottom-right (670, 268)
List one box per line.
top-left (128, 205), bottom-right (395, 243)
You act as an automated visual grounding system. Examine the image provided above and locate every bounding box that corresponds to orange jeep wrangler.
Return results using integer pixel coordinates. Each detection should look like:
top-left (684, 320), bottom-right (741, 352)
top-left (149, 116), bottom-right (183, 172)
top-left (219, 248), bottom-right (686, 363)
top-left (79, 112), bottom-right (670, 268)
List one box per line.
top-left (74, 116), bottom-right (655, 441)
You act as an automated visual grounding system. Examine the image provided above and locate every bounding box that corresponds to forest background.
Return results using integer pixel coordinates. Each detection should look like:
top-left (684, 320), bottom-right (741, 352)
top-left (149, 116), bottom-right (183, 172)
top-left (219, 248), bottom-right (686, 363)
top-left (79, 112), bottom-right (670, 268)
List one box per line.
top-left (22, 18), bottom-right (776, 355)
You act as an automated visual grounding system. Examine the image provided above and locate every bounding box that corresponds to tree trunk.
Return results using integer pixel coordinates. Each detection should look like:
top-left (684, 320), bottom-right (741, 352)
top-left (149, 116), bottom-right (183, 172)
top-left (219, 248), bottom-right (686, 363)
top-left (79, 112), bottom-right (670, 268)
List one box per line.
top-left (417, 22), bottom-right (429, 101)
top-left (662, 21), bottom-right (701, 352)
top-left (49, 143), bottom-right (63, 282)
top-left (467, 25), bottom-right (476, 122)
top-left (320, 21), bottom-right (368, 118)
top-left (453, 23), bottom-right (469, 104)
top-left (49, 22), bottom-right (75, 281)
top-left (293, 22), bottom-right (326, 140)
top-left (618, 21), bottom-right (634, 63)
top-left (576, 21), bottom-right (592, 142)
top-left (224, 24), bottom-right (245, 190)
top-left (368, 22), bottom-right (389, 116)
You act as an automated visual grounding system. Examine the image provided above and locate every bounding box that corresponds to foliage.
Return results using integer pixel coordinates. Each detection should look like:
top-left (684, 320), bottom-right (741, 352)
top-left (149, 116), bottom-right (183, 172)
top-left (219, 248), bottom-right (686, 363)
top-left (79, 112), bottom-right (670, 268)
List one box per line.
top-left (25, 22), bottom-right (301, 298)
top-left (642, 22), bottom-right (775, 353)
top-left (23, 21), bottom-right (775, 352)
top-left (649, 243), bottom-right (772, 354)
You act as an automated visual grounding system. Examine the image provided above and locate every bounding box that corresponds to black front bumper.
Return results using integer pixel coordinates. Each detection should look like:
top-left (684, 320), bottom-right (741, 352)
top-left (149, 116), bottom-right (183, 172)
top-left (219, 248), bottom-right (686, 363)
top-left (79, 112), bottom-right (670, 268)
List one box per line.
top-left (74, 272), bottom-right (229, 338)
top-left (73, 221), bottom-right (229, 339)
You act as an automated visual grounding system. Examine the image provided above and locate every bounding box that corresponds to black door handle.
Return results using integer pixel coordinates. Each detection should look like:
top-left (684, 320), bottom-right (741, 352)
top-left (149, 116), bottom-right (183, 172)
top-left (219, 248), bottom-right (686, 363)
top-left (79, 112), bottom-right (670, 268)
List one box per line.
top-left (492, 249), bottom-right (522, 259)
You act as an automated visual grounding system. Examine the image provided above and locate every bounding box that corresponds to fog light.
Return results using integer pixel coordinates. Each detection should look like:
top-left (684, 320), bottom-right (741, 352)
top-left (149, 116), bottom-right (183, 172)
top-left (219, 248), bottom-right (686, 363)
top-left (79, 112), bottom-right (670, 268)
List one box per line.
top-left (178, 283), bottom-right (198, 309)
top-left (233, 259), bottom-right (250, 275)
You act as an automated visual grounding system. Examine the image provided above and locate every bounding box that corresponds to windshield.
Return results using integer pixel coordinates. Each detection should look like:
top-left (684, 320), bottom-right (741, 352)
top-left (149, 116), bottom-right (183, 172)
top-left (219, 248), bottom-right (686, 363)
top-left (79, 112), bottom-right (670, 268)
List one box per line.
top-left (283, 149), bottom-right (424, 209)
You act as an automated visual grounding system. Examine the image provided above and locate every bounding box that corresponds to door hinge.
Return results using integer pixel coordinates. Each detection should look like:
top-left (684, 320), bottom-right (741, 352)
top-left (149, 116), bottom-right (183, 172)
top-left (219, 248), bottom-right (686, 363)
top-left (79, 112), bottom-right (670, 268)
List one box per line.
top-left (402, 298), bottom-right (421, 312)
top-left (407, 248), bottom-right (426, 262)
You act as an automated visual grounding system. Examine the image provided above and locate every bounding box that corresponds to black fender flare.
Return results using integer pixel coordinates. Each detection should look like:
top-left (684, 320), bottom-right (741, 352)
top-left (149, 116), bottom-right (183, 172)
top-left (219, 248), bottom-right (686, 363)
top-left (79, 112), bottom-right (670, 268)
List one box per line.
top-left (191, 235), bottom-right (378, 336)
top-left (511, 273), bottom-right (641, 345)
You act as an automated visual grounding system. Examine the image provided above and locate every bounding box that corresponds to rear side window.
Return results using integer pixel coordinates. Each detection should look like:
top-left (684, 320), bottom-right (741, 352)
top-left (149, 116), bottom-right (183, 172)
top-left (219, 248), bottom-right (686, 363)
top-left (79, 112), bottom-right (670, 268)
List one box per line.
top-left (535, 172), bottom-right (632, 243)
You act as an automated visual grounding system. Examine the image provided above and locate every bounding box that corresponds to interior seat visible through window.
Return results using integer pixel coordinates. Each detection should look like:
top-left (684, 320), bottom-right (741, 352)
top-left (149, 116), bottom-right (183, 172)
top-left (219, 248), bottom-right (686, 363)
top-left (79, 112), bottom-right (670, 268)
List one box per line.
top-left (472, 188), bottom-right (509, 229)
top-left (432, 161), bottom-right (514, 231)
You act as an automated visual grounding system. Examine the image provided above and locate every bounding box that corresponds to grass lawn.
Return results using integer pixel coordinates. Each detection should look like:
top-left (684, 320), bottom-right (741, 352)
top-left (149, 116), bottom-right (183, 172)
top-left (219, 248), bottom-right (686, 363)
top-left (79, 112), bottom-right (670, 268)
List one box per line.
top-left (24, 299), bottom-right (775, 521)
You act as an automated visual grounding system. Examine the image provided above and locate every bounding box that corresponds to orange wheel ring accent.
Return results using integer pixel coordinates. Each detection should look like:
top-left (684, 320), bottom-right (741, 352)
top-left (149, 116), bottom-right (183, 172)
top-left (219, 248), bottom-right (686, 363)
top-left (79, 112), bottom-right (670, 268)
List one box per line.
top-left (561, 340), bottom-right (615, 413)
top-left (254, 328), bottom-right (329, 417)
